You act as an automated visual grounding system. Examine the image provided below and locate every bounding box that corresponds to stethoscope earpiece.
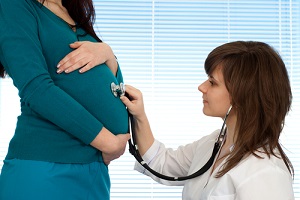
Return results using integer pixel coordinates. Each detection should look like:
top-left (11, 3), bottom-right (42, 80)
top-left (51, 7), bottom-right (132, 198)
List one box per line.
top-left (226, 105), bottom-right (233, 116)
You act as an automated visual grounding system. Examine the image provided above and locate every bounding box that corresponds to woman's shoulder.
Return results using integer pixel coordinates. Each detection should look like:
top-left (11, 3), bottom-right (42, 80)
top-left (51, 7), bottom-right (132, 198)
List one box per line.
top-left (0, 0), bottom-right (37, 13)
top-left (1, 0), bottom-right (34, 6)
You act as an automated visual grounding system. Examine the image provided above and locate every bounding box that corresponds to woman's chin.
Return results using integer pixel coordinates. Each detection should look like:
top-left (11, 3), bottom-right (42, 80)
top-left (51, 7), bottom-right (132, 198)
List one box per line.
top-left (202, 108), bottom-right (210, 116)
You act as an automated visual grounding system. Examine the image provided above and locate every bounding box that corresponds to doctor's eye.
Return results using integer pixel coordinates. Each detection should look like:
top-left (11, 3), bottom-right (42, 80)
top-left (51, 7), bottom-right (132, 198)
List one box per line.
top-left (209, 80), bottom-right (214, 86)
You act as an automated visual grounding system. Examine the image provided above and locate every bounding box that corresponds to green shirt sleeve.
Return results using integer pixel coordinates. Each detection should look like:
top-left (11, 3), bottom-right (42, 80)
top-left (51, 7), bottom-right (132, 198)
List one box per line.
top-left (0, 0), bottom-right (103, 145)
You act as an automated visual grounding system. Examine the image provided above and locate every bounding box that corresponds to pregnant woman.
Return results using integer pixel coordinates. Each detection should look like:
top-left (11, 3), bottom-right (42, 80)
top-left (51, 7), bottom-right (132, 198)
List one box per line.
top-left (0, 0), bottom-right (130, 199)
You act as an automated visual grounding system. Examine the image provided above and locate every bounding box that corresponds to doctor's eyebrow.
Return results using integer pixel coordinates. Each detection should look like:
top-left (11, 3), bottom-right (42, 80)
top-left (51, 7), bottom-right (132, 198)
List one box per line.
top-left (208, 75), bottom-right (216, 81)
top-left (208, 75), bottom-right (222, 85)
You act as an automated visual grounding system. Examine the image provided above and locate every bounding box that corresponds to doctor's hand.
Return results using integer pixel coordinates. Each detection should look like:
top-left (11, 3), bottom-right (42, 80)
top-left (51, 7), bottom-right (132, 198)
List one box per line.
top-left (120, 85), bottom-right (146, 119)
top-left (121, 85), bottom-right (155, 155)
top-left (57, 41), bottom-right (118, 76)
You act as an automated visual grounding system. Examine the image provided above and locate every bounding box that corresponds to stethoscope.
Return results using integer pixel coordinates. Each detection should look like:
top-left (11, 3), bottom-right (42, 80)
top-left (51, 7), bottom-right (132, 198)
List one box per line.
top-left (111, 83), bottom-right (232, 181)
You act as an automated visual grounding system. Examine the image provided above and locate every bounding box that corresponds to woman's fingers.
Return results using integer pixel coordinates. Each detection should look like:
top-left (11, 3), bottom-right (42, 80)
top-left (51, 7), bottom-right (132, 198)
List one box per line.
top-left (57, 49), bottom-right (85, 73)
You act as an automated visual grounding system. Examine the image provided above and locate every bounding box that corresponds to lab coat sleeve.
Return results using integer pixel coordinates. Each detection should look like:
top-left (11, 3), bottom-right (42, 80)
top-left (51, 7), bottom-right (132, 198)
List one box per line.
top-left (236, 166), bottom-right (294, 200)
top-left (135, 139), bottom-right (194, 186)
top-left (134, 131), bottom-right (218, 186)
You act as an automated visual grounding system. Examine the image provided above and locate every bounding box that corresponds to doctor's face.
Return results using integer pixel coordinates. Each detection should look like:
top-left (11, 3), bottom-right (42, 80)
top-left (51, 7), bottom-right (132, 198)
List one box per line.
top-left (198, 66), bottom-right (231, 118)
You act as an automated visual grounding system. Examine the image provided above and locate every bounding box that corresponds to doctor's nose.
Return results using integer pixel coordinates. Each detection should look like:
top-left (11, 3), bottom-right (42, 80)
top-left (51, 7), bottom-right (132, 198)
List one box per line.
top-left (198, 81), bottom-right (207, 93)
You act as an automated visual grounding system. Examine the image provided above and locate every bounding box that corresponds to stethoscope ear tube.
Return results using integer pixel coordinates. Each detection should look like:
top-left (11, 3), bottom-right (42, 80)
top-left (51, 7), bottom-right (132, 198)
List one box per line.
top-left (127, 111), bottom-right (223, 181)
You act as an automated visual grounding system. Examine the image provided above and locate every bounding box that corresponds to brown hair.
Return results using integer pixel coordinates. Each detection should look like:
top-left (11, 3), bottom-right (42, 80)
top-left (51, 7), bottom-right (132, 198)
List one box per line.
top-left (204, 41), bottom-right (294, 177)
top-left (61, 0), bottom-right (101, 42)
top-left (0, 0), bottom-right (101, 78)
top-left (0, 66), bottom-right (4, 78)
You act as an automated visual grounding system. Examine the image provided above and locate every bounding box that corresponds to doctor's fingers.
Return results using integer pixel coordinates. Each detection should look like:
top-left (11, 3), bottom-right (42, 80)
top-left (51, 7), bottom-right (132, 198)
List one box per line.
top-left (120, 95), bottom-right (135, 110)
top-left (124, 85), bottom-right (143, 100)
top-left (121, 100), bottom-right (146, 121)
top-left (121, 85), bottom-right (144, 108)
top-left (120, 95), bottom-right (144, 116)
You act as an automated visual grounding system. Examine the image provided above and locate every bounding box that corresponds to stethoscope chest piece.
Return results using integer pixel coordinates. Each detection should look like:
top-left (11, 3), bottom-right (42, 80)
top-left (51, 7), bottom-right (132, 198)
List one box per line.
top-left (111, 82), bottom-right (125, 97)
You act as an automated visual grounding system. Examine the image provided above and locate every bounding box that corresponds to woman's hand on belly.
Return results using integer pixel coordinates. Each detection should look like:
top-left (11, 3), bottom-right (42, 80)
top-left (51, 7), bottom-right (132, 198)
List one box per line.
top-left (90, 127), bottom-right (131, 165)
top-left (56, 41), bottom-right (118, 75)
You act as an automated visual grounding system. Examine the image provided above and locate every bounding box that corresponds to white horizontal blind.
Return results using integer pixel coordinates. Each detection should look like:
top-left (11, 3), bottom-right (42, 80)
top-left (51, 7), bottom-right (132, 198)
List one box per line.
top-left (0, 0), bottom-right (299, 199)
top-left (94, 0), bottom-right (300, 199)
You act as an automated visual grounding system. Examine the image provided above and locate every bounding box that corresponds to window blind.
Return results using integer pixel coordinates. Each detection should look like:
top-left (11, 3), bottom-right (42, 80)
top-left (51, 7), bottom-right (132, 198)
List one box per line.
top-left (0, 0), bottom-right (299, 199)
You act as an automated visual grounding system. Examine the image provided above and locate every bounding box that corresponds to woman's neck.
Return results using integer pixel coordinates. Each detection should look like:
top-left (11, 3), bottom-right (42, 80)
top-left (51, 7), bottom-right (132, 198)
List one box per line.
top-left (40, 0), bottom-right (76, 29)
top-left (224, 111), bottom-right (237, 147)
top-left (44, 0), bottom-right (62, 5)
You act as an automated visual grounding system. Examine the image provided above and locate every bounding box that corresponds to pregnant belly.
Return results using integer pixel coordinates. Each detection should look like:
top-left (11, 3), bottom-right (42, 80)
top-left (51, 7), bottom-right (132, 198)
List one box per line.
top-left (55, 65), bottom-right (128, 134)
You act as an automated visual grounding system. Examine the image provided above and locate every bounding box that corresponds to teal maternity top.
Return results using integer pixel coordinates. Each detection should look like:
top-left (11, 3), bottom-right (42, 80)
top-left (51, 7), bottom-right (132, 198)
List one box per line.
top-left (0, 0), bottom-right (128, 163)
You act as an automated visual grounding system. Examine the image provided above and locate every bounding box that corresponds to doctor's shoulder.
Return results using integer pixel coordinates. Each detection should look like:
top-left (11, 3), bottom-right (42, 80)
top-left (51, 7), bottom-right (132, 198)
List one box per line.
top-left (193, 130), bottom-right (220, 149)
top-left (188, 130), bottom-right (221, 157)
top-left (225, 149), bottom-right (294, 198)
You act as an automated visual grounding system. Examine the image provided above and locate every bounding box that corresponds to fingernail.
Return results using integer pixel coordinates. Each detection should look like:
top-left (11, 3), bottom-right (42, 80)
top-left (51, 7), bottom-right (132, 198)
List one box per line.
top-left (57, 69), bottom-right (61, 73)
top-left (57, 64), bottom-right (61, 68)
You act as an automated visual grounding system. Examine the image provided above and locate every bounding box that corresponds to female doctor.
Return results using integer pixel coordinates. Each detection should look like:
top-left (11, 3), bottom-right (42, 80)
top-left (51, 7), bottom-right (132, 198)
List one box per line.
top-left (120, 41), bottom-right (295, 200)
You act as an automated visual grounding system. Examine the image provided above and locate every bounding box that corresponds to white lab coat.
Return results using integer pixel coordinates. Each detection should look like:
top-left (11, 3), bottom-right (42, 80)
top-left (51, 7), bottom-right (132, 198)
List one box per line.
top-left (134, 130), bottom-right (294, 200)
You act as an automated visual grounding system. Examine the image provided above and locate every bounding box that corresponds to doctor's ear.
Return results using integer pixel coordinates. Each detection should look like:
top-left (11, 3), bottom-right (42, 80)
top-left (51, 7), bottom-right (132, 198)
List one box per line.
top-left (230, 103), bottom-right (239, 113)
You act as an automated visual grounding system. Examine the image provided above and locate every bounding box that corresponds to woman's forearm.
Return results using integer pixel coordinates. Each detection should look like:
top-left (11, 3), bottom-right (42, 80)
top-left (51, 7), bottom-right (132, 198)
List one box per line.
top-left (133, 114), bottom-right (155, 156)
top-left (90, 127), bottom-right (130, 164)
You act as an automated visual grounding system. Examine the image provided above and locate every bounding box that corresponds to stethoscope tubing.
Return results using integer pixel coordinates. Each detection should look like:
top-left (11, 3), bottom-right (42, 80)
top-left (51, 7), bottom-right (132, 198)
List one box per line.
top-left (127, 105), bottom-right (232, 181)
